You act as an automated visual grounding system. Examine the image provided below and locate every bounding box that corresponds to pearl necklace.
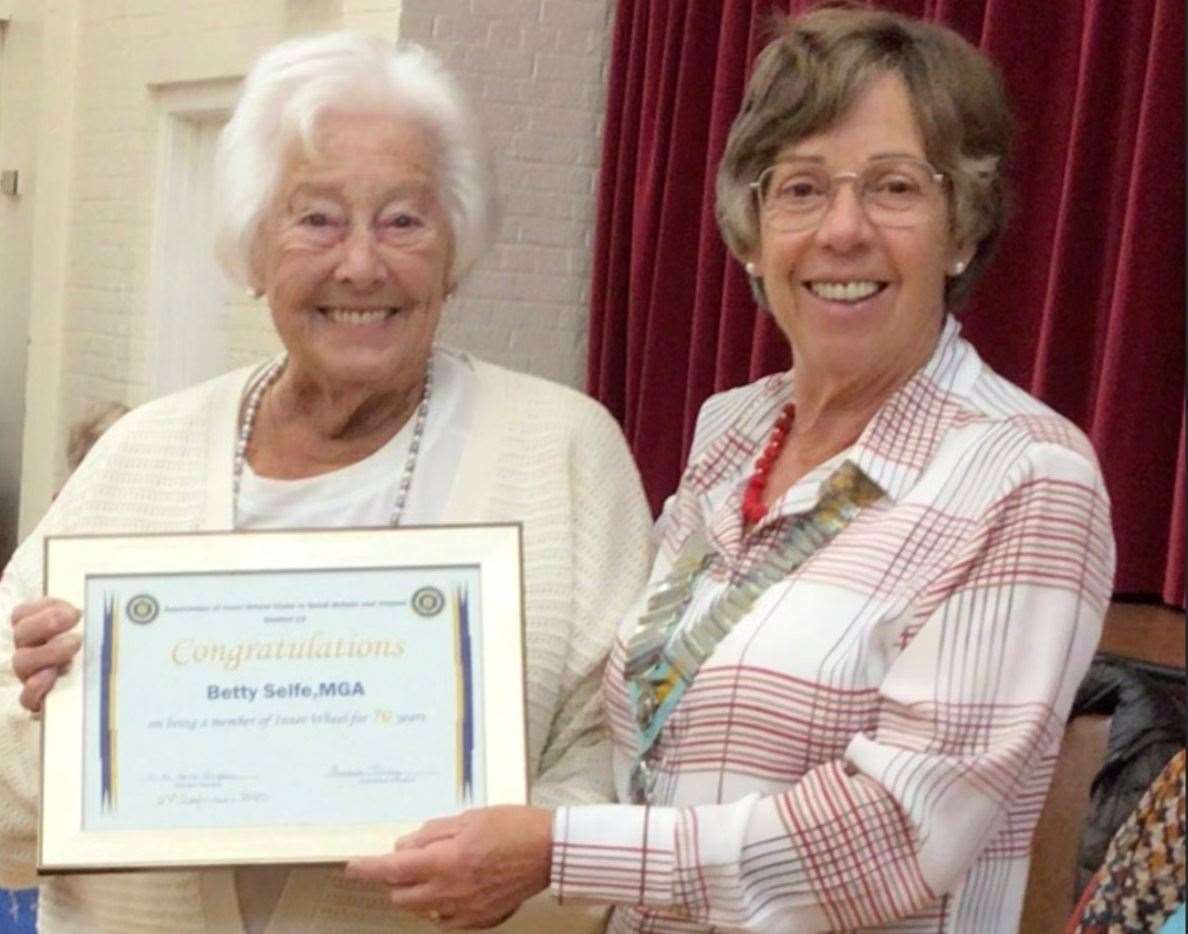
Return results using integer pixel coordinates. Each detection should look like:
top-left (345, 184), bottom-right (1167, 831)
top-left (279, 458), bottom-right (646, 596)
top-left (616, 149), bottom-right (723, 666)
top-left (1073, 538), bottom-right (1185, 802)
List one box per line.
top-left (232, 353), bottom-right (434, 527)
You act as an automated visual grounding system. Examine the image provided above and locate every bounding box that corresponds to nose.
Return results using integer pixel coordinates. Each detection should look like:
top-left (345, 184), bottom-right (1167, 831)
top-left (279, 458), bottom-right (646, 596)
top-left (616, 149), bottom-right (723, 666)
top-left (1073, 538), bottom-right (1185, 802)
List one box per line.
top-left (334, 226), bottom-right (387, 289)
top-left (814, 178), bottom-right (873, 252)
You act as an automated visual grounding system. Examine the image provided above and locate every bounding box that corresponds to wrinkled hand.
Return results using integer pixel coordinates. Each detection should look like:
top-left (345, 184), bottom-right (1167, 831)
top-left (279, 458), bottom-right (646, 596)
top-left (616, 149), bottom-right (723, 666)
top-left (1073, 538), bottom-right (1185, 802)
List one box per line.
top-left (345, 805), bottom-right (554, 929)
top-left (10, 598), bottom-right (82, 713)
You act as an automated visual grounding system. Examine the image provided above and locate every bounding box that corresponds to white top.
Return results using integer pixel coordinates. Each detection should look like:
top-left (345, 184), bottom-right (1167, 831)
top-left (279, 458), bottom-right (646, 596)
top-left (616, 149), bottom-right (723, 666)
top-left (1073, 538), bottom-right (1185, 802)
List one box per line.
top-left (237, 347), bottom-right (475, 530)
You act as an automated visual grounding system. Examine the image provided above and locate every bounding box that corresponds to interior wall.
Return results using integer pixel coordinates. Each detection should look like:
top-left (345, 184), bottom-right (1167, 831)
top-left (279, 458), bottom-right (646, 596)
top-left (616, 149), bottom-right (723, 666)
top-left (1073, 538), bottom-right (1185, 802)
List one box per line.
top-left (6, 0), bottom-right (79, 552)
top-left (61, 0), bottom-right (317, 418)
top-left (0, 11), bottom-right (36, 566)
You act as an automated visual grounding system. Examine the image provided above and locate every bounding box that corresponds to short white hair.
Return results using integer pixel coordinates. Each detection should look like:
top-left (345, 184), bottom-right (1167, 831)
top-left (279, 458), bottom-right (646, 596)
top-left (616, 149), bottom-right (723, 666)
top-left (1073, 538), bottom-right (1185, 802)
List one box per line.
top-left (214, 31), bottom-right (498, 289)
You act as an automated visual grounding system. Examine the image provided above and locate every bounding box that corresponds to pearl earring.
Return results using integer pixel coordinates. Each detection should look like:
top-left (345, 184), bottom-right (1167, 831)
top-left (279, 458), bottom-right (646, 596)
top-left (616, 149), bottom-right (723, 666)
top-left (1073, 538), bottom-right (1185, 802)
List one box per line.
top-left (950, 260), bottom-right (967, 276)
top-left (745, 261), bottom-right (758, 277)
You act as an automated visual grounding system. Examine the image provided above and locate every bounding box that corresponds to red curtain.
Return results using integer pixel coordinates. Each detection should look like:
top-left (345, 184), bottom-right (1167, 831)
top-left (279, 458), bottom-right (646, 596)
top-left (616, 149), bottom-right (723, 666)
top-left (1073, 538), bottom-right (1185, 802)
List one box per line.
top-left (587, 0), bottom-right (1185, 606)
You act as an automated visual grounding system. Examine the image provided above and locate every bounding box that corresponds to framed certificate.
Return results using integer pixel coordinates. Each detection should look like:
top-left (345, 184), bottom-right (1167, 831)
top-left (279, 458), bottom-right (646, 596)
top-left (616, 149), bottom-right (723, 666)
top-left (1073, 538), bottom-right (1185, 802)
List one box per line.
top-left (38, 524), bottom-right (527, 873)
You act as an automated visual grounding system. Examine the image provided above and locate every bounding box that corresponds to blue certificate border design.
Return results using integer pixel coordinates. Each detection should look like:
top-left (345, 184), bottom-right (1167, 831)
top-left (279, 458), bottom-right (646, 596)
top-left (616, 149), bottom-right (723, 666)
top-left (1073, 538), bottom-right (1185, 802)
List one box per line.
top-left (99, 594), bottom-right (118, 812)
top-left (455, 586), bottom-right (475, 804)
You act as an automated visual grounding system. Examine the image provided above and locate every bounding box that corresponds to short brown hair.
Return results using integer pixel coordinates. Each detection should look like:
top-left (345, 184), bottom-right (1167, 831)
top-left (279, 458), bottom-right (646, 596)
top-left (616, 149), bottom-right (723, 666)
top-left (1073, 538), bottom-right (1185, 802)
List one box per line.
top-left (715, 5), bottom-right (1013, 308)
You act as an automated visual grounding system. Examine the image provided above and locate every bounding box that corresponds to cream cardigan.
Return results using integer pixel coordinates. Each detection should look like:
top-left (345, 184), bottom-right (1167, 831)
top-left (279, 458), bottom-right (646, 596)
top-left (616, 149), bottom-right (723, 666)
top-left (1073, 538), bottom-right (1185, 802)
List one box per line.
top-left (0, 355), bottom-right (654, 933)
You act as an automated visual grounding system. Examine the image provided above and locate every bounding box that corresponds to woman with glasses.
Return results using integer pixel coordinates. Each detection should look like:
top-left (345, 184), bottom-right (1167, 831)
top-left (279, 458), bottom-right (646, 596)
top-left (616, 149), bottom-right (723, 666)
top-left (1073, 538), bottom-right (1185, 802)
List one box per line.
top-left (1, 31), bottom-right (651, 933)
top-left (349, 8), bottom-right (1114, 932)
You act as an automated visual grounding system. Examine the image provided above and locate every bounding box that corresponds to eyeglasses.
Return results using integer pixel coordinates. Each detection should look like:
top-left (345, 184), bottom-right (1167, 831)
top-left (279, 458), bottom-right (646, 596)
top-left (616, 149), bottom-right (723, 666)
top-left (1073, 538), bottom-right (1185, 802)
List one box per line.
top-left (750, 157), bottom-right (946, 232)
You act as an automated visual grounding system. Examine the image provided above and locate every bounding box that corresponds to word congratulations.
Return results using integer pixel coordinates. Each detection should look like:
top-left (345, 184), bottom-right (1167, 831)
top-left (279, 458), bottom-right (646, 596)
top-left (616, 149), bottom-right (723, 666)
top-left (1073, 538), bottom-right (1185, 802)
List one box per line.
top-left (171, 632), bottom-right (405, 672)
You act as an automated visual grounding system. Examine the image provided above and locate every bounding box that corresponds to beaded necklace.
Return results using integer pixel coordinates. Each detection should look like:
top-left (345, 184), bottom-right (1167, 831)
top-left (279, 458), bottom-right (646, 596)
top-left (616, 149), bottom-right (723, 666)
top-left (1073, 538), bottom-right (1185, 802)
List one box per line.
top-left (742, 401), bottom-right (796, 525)
top-left (232, 353), bottom-right (434, 527)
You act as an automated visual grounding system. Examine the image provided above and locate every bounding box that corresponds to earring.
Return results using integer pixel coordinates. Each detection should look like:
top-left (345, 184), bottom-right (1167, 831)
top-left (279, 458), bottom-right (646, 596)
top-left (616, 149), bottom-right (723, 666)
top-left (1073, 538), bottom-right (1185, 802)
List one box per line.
top-left (950, 260), bottom-right (967, 276)
top-left (743, 261), bottom-right (770, 312)
top-left (247, 287), bottom-right (263, 299)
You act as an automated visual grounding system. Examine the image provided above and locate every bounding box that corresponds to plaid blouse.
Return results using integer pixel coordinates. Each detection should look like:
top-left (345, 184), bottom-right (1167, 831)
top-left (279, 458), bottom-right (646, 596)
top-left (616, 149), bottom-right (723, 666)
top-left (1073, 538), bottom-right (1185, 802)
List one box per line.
top-left (551, 317), bottom-right (1115, 932)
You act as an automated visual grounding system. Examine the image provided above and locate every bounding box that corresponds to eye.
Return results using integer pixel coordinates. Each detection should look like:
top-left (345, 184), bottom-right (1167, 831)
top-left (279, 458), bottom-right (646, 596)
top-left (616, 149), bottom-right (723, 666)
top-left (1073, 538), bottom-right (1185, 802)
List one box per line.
top-left (290, 198), bottom-right (345, 231)
top-left (876, 175), bottom-right (922, 195)
top-left (766, 169), bottom-right (830, 212)
top-left (297, 208), bottom-right (347, 230)
top-left (866, 165), bottom-right (929, 200)
top-left (386, 212), bottom-right (424, 229)
top-left (778, 176), bottom-right (825, 199)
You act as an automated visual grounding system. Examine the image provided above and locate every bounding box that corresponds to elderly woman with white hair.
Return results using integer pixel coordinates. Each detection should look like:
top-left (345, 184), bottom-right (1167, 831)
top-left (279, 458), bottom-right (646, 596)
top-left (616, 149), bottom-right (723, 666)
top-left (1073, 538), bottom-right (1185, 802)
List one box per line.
top-left (0, 31), bottom-right (651, 933)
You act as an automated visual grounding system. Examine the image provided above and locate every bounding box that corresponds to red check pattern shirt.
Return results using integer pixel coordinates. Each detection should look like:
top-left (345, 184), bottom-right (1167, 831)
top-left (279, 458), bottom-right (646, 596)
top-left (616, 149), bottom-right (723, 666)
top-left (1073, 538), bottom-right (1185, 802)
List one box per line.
top-left (550, 317), bottom-right (1115, 932)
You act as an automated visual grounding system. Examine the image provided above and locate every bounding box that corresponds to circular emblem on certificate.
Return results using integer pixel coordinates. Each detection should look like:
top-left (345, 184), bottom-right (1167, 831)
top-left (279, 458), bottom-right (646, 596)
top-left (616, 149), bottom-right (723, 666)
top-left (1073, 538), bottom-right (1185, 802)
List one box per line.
top-left (125, 593), bottom-right (160, 625)
top-left (410, 586), bottom-right (446, 618)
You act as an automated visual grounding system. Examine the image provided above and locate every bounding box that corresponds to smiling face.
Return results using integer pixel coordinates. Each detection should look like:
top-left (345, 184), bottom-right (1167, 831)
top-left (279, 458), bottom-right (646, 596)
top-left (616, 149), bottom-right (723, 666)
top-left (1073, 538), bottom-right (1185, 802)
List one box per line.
top-left (255, 110), bottom-right (452, 395)
top-left (749, 72), bottom-right (973, 386)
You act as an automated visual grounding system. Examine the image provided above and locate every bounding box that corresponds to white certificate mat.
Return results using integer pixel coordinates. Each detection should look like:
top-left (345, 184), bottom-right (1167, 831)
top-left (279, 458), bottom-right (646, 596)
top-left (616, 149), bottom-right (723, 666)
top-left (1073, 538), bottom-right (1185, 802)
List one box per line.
top-left (39, 525), bottom-right (527, 873)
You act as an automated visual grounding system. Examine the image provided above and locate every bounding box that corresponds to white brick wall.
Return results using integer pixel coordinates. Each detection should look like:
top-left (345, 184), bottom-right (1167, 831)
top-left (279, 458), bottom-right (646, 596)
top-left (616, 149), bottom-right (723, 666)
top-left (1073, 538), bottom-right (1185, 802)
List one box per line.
top-left (389, 0), bottom-right (613, 387)
top-left (43, 0), bottom-right (613, 490)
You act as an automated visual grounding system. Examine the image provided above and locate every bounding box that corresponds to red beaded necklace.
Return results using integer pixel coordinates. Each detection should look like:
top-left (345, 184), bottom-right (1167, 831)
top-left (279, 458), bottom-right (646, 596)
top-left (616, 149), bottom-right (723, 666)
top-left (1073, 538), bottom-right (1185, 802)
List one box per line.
top-left (742, 402), bottom-right (796, 525)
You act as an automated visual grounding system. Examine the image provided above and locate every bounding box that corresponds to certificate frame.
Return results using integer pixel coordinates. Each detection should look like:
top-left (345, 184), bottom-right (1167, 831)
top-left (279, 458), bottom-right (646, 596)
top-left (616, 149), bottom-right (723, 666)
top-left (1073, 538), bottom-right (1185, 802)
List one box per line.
top-left (38, 524), bottom-right (527, 874)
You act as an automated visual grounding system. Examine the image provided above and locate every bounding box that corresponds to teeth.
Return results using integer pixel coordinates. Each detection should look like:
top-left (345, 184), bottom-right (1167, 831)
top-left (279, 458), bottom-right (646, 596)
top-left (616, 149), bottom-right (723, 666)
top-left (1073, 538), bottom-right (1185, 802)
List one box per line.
top-left (809, 281), bottom-right (881, 303)
top-left (323, 308), bottom-right (393, 325)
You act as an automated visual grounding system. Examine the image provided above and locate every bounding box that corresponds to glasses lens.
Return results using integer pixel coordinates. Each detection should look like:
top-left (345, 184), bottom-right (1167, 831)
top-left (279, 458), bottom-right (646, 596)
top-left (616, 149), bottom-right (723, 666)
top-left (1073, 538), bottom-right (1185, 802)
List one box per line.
top-left (860, 159), bottom-right (937, 226)
top-left (757, 164), bottom-right (831, 231)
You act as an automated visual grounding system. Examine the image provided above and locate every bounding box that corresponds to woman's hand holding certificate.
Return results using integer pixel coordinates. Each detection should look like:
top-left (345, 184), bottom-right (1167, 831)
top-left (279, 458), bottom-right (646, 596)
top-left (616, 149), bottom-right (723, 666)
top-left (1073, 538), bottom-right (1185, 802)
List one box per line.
top-left (10, 598), bottom-right (82, 714)
top-left (346, 805), bottom-right (553, 929)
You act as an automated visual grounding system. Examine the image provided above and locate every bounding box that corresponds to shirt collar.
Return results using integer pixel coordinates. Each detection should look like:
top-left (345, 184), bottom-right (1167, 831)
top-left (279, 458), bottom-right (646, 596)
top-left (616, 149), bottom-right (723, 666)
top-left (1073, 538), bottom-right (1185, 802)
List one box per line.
top-left (693, 315), bottom-right (980, 554)
top-left (843, 314), bottom-right (980, 503)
